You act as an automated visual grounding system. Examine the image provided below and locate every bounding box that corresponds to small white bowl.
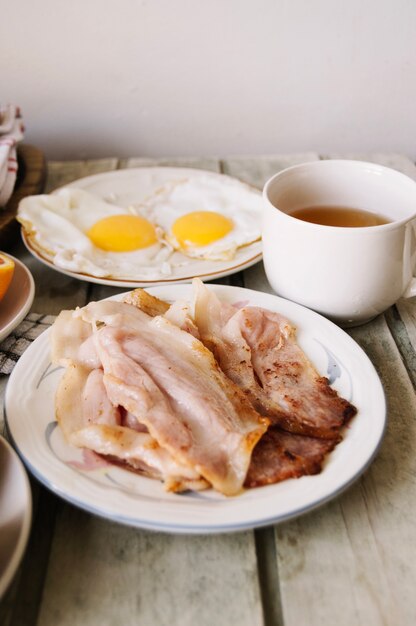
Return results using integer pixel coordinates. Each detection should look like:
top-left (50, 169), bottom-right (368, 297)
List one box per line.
top-left (0, 434), bottom-right (32, 597)
top-left (0, 254), bottom-right (35, 343)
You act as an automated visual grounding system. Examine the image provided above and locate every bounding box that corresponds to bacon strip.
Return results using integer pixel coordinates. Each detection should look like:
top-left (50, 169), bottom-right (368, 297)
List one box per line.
top-left (76, 300), bottom-right (268, 496)
top-left (245, 427), bottom-right (339, 488)
top-left (55, 362), bottom-right (208, 492)
top-left (51, 310), bottom-right (94, 367)
top-left (192, 279), bottom-right (356, 439)
top-left (125, 284), bottom-right (354, 486)
top-left (53, 283), bottom-right (357, 496)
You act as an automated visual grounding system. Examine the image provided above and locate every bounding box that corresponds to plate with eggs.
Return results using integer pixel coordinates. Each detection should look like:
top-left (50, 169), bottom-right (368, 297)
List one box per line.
top-left (17, 167), bottom-right (263, 286)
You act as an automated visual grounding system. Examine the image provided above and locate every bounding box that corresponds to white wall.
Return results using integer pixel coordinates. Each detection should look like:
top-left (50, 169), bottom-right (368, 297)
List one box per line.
top-left (2, 0), bottom-right (416, 160)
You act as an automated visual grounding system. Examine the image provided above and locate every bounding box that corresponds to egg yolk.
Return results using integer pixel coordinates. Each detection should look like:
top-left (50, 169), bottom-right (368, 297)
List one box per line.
top-left (87, 215), bottom-right (157, 252)
top-left (172, 211), bottom-right (233, 248)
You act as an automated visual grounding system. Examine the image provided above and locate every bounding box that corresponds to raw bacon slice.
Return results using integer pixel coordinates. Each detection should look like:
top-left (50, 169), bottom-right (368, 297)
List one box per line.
top-left (124, 289), bottom-right (170, 317)
top-left (78, 300), bottom-right (268, 495)
top-left (55, 362), bottom-right (208, 492)
top-left (125, 289), bottom-right (199, 337)
top-left (245, 427), bottom-right (339, 488)
top-left (122, 285), bottom-right (354, 485)
top-left (193, 279), bottom-right (356, 439)
top-left (52, 282), bottom-right (357, 495)
top-left (51, 310), bottom-right (94, 367)
top-left (55, 363), bottom-right (120, 438)
top-left (70, 426), bottom-right (208, 493)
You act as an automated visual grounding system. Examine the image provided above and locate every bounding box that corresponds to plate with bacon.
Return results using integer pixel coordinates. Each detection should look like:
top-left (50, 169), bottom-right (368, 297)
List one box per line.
top-left (4, 281), bottom-right (386, 533)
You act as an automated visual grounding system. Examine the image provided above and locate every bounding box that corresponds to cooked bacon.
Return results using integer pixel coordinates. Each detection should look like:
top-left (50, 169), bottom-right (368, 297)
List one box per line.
top-left (55, 362), bottom-right (208, 492)
top-left (70, 426), bottom-right (208, 492)
top-left (124, 289), bottom-right (200, 338)
top-left (121, 408), bottom-right (149, 433)
top-left (245, 427), bottom-right (339, 488)
top-left (124, 288), bottom-right (170, 317)
top-left (78, 300), bottom-right (268, 495)
top-left (163, 299), bottom-right (200, 338)
top-left (51, 310), bottom-right (93, 366)
top-left (81, 368), bottom-right (121, 427)
top-left (193, 279), bottom-right (356, 440)
top-left (55, 363), bottom-right (121, 439)
top-left (53, 282), bottom-right (357, 496)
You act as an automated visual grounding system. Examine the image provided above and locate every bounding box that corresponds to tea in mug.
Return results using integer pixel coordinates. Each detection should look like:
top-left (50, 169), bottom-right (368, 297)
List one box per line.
top-left (288, 206), bottom-right (390, 227)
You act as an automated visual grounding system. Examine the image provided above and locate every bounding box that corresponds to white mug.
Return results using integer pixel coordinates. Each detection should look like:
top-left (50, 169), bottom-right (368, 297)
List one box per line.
top-left (262, 160), bottom-right (416, 326)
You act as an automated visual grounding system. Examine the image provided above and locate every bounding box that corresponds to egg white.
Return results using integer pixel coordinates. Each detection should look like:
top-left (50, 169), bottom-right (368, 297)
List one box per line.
top-left (137, 174), bottom-right (263, 260)
top-left (17, 188), bottom-right (173, 279)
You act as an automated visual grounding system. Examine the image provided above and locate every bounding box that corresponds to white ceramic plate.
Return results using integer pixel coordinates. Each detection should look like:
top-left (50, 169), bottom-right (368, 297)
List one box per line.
top-left (4, 285), bottom-right (386, 534)
top-left (21, 167), bottom-right (263, 287)
top-left (0, 255), bottom-right (35, 343)
top-left (0, 435), bottom-right (32, 597)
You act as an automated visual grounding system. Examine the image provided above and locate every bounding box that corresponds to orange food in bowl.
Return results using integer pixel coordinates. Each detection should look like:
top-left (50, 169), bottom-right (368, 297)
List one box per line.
top-left (0, 253), bottom-right (15, 301)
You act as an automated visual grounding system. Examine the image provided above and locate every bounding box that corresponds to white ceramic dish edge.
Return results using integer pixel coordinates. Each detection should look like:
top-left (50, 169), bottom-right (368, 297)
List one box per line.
top-left (0, 435), bottom-right (32, 597)
top-left (4, 284), bottom-right (386, 534)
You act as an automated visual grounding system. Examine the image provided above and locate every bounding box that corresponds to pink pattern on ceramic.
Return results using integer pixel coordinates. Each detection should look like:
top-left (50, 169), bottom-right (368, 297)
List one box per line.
top-left (67, 448), bottom-right (110, 471)
top-left (232, 300), bottom-right (250, 309)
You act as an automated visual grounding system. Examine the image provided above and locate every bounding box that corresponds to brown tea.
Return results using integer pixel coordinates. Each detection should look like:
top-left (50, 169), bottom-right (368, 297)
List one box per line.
top-left (288, 206), bottom-right (390, 227)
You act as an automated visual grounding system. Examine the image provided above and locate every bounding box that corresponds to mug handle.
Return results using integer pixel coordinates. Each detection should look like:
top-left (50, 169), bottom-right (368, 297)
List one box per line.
top-left (403, 219), bottom-right (416, 298)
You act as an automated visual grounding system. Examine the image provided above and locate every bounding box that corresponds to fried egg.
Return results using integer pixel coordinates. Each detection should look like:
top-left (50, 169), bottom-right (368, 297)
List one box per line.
top-left (138, 174), bottom-right (262, 260)
top-left (17, 188), bottom-right (172, 279)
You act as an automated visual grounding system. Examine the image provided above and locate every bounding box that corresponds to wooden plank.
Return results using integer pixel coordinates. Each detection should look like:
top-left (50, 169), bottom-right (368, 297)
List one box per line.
top-left (0, 376), bottom-right (8, 437)
top-left (273, 315), bottom-right (416, 626)
top-left (37, 508), bottom-right (263, 626)
top-left (243, 262), bottom-right (273, 295)
top-left (386, 303), bottom-right (416, 390)
top-left (235, 153), bottom-right (416, 624)
top-left (89, 156), bottom-right (223, 303)
top-left (0, 159), bottom-right (121, 625)
top-left (13, 240), bottom-right (88, 316)
top-left (242, 152), bottom-right (415, 299)
top-left (5, 152), bottom-right (415, 626)
top-left (0, 144), bottom-right (47, 250)
top-left (350, 155), bottom-right (416, 392)
top-left (330, 153), bottom-right (416, 381)
top-left (90, 154), bottom-right (296, 299)
top-left (119, 156), bottom-right (221, 171)
top-left (396, 299), bottom-right (416, 350)
top-left (223, 154), bottom-right (320, 297)
top-left (224, 154), bottom-right (319, 626)
top-left (221, 153), bottom-right (319, 189)
top-left (8, 159), bottom-right (121, 315)
top-left (323, 152), bottom-right (416, 179)
top-left (7, 485), bottom-right (60, 626)
top-left (254, 526), bottom-right (284, 626)
top-left (45, 158), bottom-right (119, 192)
top-left (0, 470), bottom-right (50, 626)
top-left (35, 157), bottom-right (264, 626)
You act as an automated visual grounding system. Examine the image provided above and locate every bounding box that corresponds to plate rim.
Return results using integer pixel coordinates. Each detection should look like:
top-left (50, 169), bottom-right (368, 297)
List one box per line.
top-left (19, 165), bottom-right (263, 287)
top-left (0, 435), bottom-right (32, 597)
top-left (0, 254), bottom-right (35, 343)
top-left (21, 229), bottom-right (262, 287)
top-left (4, 284), bottom-right (387, 534)
top-left (56, 165), bottom-right (262, 193)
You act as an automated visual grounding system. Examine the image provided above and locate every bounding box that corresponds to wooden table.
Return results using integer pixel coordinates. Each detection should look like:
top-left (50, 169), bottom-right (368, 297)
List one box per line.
top-left (1, 153), bottom-right (416, 626)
